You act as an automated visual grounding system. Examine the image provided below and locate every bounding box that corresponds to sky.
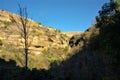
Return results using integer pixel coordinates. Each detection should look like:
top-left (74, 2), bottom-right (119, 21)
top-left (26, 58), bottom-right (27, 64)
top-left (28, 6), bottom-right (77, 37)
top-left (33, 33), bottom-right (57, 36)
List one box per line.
top-left (0, 0), bottom-right (110, 32)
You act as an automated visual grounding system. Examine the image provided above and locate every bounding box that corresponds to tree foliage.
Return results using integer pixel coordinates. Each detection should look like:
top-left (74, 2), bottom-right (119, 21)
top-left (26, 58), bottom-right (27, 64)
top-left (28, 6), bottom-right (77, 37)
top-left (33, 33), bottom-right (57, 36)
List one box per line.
top-left (88, 0), bottom-right (120, 68)
top-left (116, 0), bottom-right (120, 4)
top-left (96, 0), bottom-right (119, 27)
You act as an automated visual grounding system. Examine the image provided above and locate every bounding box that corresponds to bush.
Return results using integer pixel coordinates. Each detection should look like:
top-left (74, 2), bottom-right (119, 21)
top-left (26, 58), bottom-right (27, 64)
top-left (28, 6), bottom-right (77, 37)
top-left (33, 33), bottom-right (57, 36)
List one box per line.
top-left (64, 46), bottom-right (69, 52)
top-left (47, 57), bottom-right (55, 63)
top-left (32, 29), bottom-right (36, 33)
top-left (69, 37), bottom-right (75, 47)
top-left (42, 48), bottom-right (50, 54)
top-left (37, 22), bottom-right (42, 25)
top-left (2, 21), bottom-right (11, 28)
top-left (0, 39), bottom-right (3, 46)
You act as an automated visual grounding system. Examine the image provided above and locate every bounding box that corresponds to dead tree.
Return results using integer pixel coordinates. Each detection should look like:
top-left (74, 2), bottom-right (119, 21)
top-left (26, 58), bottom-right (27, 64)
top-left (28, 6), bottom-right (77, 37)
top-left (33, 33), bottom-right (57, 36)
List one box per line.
top-left (10, 4), bottom-right (30, 70)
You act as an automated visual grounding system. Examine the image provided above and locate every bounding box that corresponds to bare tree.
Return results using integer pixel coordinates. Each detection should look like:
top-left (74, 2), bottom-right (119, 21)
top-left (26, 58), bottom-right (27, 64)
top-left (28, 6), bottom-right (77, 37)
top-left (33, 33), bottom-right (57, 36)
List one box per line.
top-left (10, 4), bottom-right (30, 70)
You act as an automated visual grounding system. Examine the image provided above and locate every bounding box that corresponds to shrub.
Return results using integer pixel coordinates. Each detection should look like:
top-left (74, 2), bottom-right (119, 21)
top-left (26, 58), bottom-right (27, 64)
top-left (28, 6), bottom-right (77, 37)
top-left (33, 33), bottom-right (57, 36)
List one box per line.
top-left (64, 46), bottom-right (69, 52)
top-left (0, 39), bottom-right (3, 46)
top-left (42, 48), bottom-right (50, 54)
top-left (37, 22), bottom-right (42, 25)
top-left (32, 29), bottom-right (36, 33)
top-left (2, 21), bottom-right (11, 28)
top-left (47, 57), bottom-right (55, 63)
top-left (69, 37), bottom-right (75, 47)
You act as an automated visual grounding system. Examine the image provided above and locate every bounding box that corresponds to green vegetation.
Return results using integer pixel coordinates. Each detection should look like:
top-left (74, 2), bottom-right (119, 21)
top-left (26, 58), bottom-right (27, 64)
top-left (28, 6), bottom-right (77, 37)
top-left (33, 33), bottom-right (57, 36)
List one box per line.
top-left (0, 39), bottom-right (3, 46)
top-left (2, 21), bottom-right (11, 28)
top-left (64, 46), bottom-right (69, 52)
top-left (69, 35), bottom-right (83, 47)
top-left (56, 28), bottom-right (61, 32)
top-left (116, 0), bottom-right (120, 4)
top-left (32, 29), bottom-right (36, 33)
top-left (47, 56), bottom-right (55, 63)
top-left (42, 48), bottom-right (50, 54)
top-left (37, 22), bottom-right (42, 25)
top-left (94, 0), bottom-right (120, 53)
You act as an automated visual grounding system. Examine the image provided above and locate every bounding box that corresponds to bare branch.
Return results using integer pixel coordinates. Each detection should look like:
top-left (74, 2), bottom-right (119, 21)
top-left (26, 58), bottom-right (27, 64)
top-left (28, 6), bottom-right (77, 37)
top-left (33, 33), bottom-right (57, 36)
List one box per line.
top-left (10, 4), bottom-right (31, 70)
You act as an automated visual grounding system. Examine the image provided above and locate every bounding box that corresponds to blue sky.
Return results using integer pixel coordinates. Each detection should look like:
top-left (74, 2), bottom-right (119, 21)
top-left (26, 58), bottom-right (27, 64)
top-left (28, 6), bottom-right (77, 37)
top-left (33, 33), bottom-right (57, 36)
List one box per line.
top-left (0, 0), bottom-right (110, 32)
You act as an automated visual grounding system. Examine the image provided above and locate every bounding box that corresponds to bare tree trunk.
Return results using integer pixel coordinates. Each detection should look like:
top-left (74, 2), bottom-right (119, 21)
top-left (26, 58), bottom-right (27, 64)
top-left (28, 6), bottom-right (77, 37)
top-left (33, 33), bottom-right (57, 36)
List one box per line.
top-left (23, 18), bottom-right (28, 70)
top-left (25, 48), bottom-right (28, 70)
top-left (10, 4), bottom-right (30, 70)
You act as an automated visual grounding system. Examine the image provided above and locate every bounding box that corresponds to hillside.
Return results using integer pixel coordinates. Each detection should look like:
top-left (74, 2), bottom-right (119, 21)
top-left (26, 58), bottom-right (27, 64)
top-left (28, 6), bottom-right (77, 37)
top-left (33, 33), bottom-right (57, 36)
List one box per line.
top-left (0, 10), bottom-right (82, 69)
top-left (0, 1), bottom-right (120, 80)
top-left (0, 10), bottom-right (69, 49)
top-left (62, 32), bottom-right (82, 37)
top-left (45, 1), bottom-right (120, 80)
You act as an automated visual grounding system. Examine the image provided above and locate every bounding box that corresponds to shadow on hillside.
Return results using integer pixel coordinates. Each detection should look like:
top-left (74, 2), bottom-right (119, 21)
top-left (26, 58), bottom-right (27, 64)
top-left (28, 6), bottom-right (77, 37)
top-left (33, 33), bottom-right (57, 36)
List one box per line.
top-left (47, 19), bottom-right (120, 80)
top-left (0, 47), bottom-right (119, 80)
top-left (0, 58), bottom-right (52, 80)
top-left (48, 50), bottom-right (119, 80)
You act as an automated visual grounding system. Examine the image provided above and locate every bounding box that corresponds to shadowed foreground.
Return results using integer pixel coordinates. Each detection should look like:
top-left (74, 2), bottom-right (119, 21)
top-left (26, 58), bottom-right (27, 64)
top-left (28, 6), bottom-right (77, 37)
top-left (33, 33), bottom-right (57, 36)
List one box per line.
top-left (0, 47), bottom-right (119, 80)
